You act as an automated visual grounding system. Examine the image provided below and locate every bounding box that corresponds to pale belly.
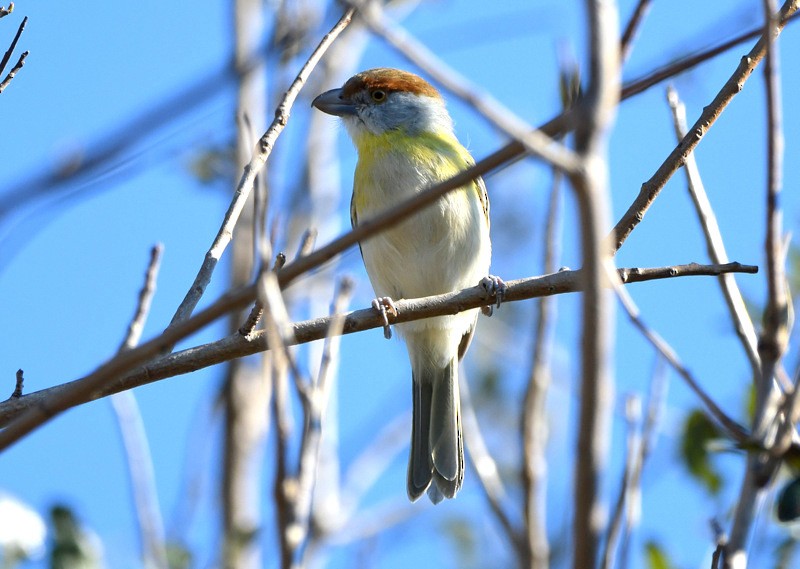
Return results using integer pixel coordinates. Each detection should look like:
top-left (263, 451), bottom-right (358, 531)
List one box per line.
top-left (358, 188), bottom-right (490, 338)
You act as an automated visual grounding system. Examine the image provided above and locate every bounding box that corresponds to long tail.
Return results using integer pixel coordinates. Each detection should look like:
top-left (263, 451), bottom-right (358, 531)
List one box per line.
top-left (407, 357), bottom-right (464, 503)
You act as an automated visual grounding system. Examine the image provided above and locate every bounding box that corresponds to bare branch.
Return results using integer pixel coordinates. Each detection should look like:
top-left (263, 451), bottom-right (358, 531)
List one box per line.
top-left (666, 87), bottom-right (760, 377)
top-left (726, 0), bottom-right (790, 565)
top-left (0, 4), bottom-right (14, 18)
top-left (620, 12), bottom-right (799, 101)
top-left (0, 267), bottom-right (254, 450)
top-left (0, 262), bottom-right (758, 431)
top-left (521, 169), bottom-right (563, 569)
top-left (0, 14), bottom-right (25, 76)
top-left (461, 372), bottom-right (525, 557)
top-left (569, 1), bottom-right (619, 567)
top-left (166, 7), bottom-right (355, 329)
top-left (0, 48), bottom-right (26, 93)
top-left (11, 369), bottom-right (23, 398)
top-left (619, 0), bottom-right (653, 62)
top-left (110, 392), bottom-right (168, 569)
top-left (603, 365), bottom-right (667, 569)
top-left (602, 395), bottom-right (642, 569)
top-left (612, 0), bottom-right (799, 251)
top-left (612, 279), bottom-right (747, 443)
top-left (110, 245), bottom-right (167, 569)
top-left (292, 278), bottom-right (353, 566)
top-left (119, 244), bottom-right (164, 352)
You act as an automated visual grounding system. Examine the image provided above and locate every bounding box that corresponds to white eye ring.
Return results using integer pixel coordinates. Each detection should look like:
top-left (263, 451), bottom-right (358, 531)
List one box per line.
top-left (371, 90), bottom-right (387, 102)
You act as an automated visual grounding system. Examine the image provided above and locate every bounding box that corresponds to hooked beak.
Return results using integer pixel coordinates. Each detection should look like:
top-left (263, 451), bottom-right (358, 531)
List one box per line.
top-left (312, 88), bottom-right (357, 117)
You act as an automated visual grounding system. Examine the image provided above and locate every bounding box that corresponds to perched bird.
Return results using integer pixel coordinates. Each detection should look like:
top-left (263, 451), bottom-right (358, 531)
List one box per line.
top-left (312, 68), bottom-right (502, 503)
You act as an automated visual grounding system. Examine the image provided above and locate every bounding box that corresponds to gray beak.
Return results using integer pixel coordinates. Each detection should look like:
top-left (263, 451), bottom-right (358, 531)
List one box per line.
top-left (312, 87), bottom-right (357, 117)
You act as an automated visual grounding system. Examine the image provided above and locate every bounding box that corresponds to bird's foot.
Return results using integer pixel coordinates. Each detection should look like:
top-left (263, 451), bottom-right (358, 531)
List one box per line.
top-left (371, 296), bottom-right (398, 339)
top-left (480, 275), bottom-right (507, 316)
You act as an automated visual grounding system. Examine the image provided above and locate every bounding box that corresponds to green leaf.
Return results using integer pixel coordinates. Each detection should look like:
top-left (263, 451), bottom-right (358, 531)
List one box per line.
top-left (166, 543), bottom-right (192, 569)
top-left (49, 505), bottom-right (101, 569)
top-left (680, 410), bottom-right (724, 495)
top-left (644, 540), bottom-right (673, 569)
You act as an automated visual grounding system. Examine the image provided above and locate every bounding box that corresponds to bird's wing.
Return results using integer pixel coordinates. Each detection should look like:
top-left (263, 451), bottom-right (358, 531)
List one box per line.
top-left (350, 189), bottom-right (366, 260)
top-left (475, 174), bottom-right (490, 231)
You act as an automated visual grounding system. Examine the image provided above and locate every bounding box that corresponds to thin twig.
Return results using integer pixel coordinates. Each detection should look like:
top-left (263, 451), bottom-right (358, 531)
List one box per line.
top-left (621, 360), bottom-right (668, 569)
top-left (4, 8), bottom-right (797, 224)
top-left (612, 0), bottom-right (799, 251)
top-left (119, 245), bottom-right (164, 352)
top-left (0, 262), bottom-right (759, 430)
top-left (0, 48), bottom-right (26, 93)
top-left (726, 1), bottom-right (790, 565)
top-left (754, 0), bottom-right (788, 435)
top-left (461, 372), bottom-right (526, 556)
top-left (0, 14), bottom-right (25, 76)
top-left (165, 7), bottom-right (355, 329)
top-left (0, 4), bottom-right (14, 18)
top-left (294, 229), bottom-right (318, 260)
top-left (619, 0), bottom-right (653, 62)
top-left (711, 519), bottom-right (728, 569)
top-left (271, 328), bottom-right (293, 569)
top-left (666, 86), bottom-right (760, 378)
top-left (0, 261), bottom-right (257, 450)
top-left (335, 413), bottom-right (409, 524)
top-left (602, 395), bottom-right (642, 569)
top-left (620, 12), bottom-right (799, 101)
top-left (110, 244), bottom-right (168, 569)
top-left (293, 278), bottom-right (353, 566)
top-left (521, 168), bottom-right (562, 569)
top-left (110, 393), bottom-right (168, 569)
top-left (611, 278), bottom-right (748, 443)
top-left (239, 253), bottom-right (287, 337)
top-left (11, 369), bottom-right (23, 398)
top-left (603, 361), bottom-right (667, 569)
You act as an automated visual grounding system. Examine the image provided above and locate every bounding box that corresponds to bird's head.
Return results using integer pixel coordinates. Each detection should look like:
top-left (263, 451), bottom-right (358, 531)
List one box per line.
top-left (312, 68), bottom-right (454, 139)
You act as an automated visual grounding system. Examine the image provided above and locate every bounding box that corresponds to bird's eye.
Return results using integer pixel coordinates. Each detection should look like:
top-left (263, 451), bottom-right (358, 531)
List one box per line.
top-left (371, 89), bottom-right (387, 102)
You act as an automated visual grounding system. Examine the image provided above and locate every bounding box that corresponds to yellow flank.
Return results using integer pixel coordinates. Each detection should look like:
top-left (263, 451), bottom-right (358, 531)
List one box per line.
top-left (351, 128), bottom-right (478, 215)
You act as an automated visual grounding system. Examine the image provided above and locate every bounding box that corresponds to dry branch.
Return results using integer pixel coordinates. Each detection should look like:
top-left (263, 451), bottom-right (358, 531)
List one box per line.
top-left (569, 0), bottom-right (619, 564)
top-left (612, 0), bottom-right (799, 251)
top-left (166, 8), bottom-right (355, 329)
top-left (725, 1), bottom-right (790, 565)
top-left (666, 87), bottom-right (760, 377)
top-left (0, 13), bottom-right (25, 75)
top-left (0, 262), bottom-right (756, 443)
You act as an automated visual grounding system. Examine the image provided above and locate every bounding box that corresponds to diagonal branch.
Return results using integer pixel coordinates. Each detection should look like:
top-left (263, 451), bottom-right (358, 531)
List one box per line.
top-left (666, 86), bottom-right (760, 377)
top-left (0, 48), bottom-right (26, 93)
top-left (611, 0), bottom-right (799, 251)
top-left (612, 281), bottom-right (747, 443)
top-left (0, 13), bottom-right (25, 76)
top-left (165, 8), bottom-right (355, 329)
top-left (619, 0), bottom-right (653, 62)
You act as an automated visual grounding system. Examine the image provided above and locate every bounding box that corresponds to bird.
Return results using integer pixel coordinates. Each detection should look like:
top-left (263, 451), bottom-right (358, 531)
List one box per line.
top-left (312, 68), bottom-right (503, 503)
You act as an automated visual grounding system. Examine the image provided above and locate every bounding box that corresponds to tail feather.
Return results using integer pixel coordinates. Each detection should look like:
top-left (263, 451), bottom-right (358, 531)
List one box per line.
top-left (408, 378), bottom-right (433, 501)
top-left (407, 357), bottom-right (464, 503)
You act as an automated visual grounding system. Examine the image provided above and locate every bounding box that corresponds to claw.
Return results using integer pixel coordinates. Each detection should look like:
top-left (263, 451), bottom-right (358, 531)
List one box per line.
top-left (371, 296), bottom-right (398, 339)
top-left (480, 275), bottom-right (507, 316)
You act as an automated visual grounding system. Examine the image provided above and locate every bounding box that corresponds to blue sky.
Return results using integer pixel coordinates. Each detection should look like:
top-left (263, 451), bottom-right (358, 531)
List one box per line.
top-left (2, 1), bottom-right (800, 568)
